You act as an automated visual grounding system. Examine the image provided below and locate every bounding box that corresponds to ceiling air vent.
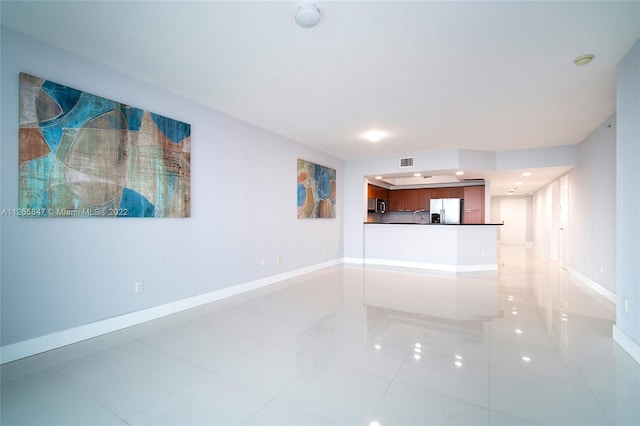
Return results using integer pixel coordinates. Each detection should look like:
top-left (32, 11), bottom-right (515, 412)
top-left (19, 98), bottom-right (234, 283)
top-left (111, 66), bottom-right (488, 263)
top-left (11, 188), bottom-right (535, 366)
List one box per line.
top-left (399, 157), bottom-right (415, 168)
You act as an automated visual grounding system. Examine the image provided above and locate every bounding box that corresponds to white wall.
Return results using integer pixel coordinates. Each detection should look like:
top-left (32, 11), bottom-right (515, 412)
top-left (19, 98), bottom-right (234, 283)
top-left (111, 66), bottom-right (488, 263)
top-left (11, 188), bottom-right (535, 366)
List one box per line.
top-left (569, 117), bottom-right (617, 292)
top-left (490, 195), bottom-right (534, 244)
top-left (532, 116), bottom-right (616, 293)
top-left (0, 27), bottom-right (344, 348)
top-left (614, 38), bottom-right (640, 358)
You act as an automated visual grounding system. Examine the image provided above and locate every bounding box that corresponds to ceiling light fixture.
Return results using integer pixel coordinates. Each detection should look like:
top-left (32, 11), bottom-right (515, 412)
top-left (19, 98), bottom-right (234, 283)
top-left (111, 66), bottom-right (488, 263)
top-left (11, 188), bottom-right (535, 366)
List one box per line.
top-left (363, 130), bottom-right (387, 143)
top-left (574, 54), bottom-right (594, 66)
top-left (375, 176), bottom-right (383, 180)
top-left (295, 3), bottom-right (321, 28)
top-left (413, 173), bottom-right (422, 177)
top-left (522, 172), bottom-right (531, 177)
top-left (455, 171), bottom-right (464, 176)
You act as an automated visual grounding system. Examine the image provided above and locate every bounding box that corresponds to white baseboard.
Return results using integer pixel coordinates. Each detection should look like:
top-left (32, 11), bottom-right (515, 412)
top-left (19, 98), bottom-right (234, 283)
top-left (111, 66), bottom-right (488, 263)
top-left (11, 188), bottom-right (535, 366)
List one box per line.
top-left (0, 259), bottom-right (344, 365)
top-left (343, 257), bottom-right (364, 265)
top-left (613, 325), bottom-right (640, 365)
top-left (567, 267), bottom-right (616, 304)
top-left (364, 258), bottom-right (497, 272)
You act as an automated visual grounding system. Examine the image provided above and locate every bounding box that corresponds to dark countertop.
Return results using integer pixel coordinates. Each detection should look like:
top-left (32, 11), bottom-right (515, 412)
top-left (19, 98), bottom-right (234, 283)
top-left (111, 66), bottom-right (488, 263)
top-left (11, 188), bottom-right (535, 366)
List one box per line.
top-left (364, 222), bottom-right (503, 226)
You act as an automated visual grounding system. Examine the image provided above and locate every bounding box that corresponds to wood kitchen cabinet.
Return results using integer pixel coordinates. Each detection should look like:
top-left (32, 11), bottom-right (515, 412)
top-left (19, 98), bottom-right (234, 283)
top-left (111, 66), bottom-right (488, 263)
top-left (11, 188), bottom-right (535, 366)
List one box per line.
top-left (388, 190), bottom-right (401, 211)
top-left (389, 189), bottom-right (419, 211)
top-left (388, 185), bottom-right (481, 213)
top-left (417, 188), bottom-right (431, 210)
top-left (404, 189), bottom-right (419, 211)
top-left (462, 185), bottom-right (485, 224)
top-left (389, 190), bottom-right (407, 211)
top-left (429, 187), bottom-right (445, 199)
top-left (445, 187), bottom-right (464, 198)
top-left (368, 184), bottom-right (389, 200)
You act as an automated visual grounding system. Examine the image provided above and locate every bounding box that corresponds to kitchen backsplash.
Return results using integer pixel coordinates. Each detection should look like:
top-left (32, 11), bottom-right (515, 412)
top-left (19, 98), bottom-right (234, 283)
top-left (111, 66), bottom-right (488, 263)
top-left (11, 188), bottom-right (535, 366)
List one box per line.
top-left (370, 211), bottom-right (430, 224)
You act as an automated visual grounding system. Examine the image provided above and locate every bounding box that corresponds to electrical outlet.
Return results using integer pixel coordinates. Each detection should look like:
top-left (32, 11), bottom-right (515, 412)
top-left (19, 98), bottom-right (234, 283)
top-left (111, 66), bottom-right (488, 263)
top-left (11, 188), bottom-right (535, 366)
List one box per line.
top-left (261, 259), bottom-right (265, 267)
top-left (600, 266), bottom-right (604, 274)
top-left (625, 298), bottom-right (629, 313)
top-left (135, 282), bottom-right (144, 294)
top-left (276, 255), bottom-right (281, 264)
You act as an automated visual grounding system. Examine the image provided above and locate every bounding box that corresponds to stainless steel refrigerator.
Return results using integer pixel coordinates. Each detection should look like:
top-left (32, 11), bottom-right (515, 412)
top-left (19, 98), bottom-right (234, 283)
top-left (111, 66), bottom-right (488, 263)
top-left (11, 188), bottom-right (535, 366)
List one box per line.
top-left (430, 198), bottom-right (462, 224)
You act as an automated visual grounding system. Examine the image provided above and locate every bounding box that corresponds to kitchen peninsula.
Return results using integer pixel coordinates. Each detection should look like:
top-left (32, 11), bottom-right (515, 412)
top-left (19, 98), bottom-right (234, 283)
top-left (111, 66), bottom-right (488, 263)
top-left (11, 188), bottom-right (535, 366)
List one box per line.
top-left (364, 222), bottom-right (501, 272)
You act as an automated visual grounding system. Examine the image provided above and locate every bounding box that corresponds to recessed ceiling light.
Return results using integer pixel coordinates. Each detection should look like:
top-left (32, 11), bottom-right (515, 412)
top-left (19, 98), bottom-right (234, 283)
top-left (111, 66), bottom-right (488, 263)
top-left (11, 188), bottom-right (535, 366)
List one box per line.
top-left (375, 176), bottom-right (382, 180)
top-left (455, 171), bottom-right (464, 176)
top-left (522, 356), bottom-right (532, 362)
top-left (363, 130), bottom-right (387, 143)
top-left (516, 181), bottom-right (522, 185)
top-left (574, 54), bottom-right (594, 66)
top-left (522, 172), bottom-right (531, 177)
top-left (413, 173), bottom-right (422, 177)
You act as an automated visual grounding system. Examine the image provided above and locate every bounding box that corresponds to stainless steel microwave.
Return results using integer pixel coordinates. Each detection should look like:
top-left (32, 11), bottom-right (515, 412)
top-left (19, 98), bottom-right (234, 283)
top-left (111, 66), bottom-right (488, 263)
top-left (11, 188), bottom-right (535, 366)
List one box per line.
top-left (367, 198), bottom-right (386, 213)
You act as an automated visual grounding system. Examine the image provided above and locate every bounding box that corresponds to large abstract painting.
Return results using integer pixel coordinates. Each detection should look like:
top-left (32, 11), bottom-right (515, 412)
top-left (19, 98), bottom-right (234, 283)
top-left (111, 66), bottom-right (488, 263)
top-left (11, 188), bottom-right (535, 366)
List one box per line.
top-left (18, 73), bottom-right (190, 217)
top-left (297, 159), bottom-right (336, 218)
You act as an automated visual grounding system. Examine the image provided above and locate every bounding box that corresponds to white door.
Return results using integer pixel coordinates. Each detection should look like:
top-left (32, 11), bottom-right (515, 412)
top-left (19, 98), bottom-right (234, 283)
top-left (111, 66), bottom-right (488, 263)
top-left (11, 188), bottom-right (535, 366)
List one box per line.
top-left (501, 198), bottom-right (526, 245)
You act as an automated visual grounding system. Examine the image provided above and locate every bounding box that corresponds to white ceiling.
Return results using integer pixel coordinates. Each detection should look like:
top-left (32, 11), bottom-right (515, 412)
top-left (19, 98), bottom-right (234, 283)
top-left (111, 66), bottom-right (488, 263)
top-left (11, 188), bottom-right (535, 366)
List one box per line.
top-left (2, 1), bottom-right (639, 193)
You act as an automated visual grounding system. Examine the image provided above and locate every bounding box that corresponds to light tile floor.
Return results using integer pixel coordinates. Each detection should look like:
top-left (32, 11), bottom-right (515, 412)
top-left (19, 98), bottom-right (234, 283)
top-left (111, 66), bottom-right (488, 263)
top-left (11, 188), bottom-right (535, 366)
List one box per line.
top-left (2, 247), bottom-right (639, 425)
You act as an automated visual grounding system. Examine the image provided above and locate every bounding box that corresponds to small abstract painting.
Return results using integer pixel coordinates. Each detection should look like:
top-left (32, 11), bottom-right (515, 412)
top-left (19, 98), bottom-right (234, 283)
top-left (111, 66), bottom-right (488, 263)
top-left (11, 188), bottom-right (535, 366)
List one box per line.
top-left (297, 159), bottom-right (336, 218)
top-left (18, 73), bottom-right (190, 218)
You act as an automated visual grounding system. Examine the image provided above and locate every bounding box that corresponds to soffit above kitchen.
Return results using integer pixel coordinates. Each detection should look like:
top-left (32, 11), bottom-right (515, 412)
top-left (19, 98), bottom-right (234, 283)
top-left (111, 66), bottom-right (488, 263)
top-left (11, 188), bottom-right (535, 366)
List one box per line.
top-left (2, 1), bottom-right (639, 162)
top-left (367, 166), bottom-right (574, 197)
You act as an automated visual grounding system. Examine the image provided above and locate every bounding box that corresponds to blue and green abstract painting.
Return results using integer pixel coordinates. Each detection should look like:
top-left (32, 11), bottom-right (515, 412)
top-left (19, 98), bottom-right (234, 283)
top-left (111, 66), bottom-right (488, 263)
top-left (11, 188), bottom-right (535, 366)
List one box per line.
top-left (297, 159), bottom-right (336, 218)
top-left (18, 73), bottom-right (190, 217)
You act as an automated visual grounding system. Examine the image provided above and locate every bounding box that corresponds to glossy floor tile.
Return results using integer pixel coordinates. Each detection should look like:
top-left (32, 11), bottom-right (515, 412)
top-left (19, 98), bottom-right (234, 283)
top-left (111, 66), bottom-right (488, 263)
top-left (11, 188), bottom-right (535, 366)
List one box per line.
top-left (2, 246), bottom-right (639, 425)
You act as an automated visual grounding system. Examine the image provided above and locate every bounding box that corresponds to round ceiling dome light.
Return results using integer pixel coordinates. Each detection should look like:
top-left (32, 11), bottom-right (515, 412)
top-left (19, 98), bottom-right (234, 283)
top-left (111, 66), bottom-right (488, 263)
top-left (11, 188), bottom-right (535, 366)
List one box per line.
top-left (295, 3), bottom-right (321, 28)
top-left (574, 54), bottom-right (594, 66)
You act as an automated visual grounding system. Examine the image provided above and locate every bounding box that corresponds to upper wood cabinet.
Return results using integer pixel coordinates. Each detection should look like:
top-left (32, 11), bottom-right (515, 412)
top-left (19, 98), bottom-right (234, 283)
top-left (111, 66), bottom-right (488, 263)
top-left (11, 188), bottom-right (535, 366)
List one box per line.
top-left (417, 188), bottom-right (431, 210)
top-left (445, 187), bottom-right (464, 198)
top-left (386, 185), bottom-right (483, 214)
top-left (389, 189), bottom-right (419, 211)
top-left (368, 184), bottom-right (389, 200)
top-left (429, 187), bottom-right (445, 199)
top-left (404, 189), bottom-right (419, 211)
top-left (388, 190), bottom-right (403, 211)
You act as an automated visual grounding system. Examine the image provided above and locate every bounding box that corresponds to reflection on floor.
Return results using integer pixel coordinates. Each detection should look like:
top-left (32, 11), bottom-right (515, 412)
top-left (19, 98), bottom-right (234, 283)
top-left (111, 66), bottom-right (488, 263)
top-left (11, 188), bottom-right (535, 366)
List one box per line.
top-left (2, 247), bottom-right (639, 425)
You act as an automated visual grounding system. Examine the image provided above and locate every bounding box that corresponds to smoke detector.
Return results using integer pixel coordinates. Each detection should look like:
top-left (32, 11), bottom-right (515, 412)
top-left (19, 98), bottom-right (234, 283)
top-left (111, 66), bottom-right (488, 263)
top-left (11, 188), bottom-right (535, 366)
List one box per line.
top-left (295, 3), bottom-right (321, 28)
